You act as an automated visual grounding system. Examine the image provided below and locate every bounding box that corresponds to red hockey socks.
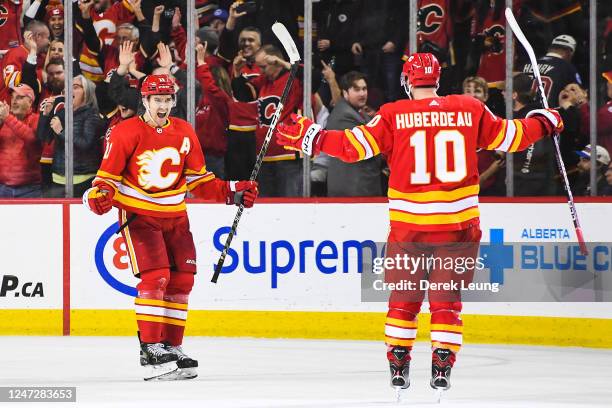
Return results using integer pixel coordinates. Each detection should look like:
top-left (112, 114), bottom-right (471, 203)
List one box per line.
top-left (135, 268), bottom-right (171, 343)
top-left (162, 271), bottom-right (194, 346)
top-left (430, 302), bottom-right (463, 361)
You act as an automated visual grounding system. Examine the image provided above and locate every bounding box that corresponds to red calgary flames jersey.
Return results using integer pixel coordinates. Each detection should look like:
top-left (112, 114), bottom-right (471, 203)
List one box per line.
top-left (79, 0), bottom-right (134, 82)
top-left (94, 116), bottom-right (226, 217)
top-left (318, 95), bottom-right (551, 231)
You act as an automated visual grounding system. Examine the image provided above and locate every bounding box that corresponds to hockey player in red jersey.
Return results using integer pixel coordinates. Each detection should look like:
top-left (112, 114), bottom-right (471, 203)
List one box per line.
top-left (275, 53), bottom-right (563, 395)
top-left (82, 74), bottom-right (259, 381)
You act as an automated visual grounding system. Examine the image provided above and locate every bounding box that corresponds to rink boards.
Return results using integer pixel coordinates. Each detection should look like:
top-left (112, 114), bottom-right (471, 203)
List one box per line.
top-left (1, 198), bottom-right (612, 347)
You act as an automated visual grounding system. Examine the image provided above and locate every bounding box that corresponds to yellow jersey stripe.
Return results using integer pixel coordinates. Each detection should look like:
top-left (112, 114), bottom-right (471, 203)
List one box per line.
top-left (344, 129), bottom-right (366, 160)
top-left (389, 207), bottom-right (480, 225)
top-left (388, 185), bottom-right (479, 203)
top-left (360, 126), bottom-right (381, 156)
top-left (508, 120), bottom-right (524, 152)
top-left (96, 170), bottom-right (123, 182)
top-left (486, 120), bottom-right (507, 150)
top-left (123, 178), bottom-right (188, 198)
top-left (186, 174), bottom-right (216, 191)
top-left (115, 194), bottom-right (187, 212)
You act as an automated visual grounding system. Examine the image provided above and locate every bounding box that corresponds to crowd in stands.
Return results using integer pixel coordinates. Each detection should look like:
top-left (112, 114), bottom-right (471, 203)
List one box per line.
top-left (0, 0), bottom-right (610, 199)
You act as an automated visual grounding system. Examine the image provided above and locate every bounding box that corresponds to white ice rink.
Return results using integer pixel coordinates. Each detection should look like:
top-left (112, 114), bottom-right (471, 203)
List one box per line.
top-left (1, 337), bottom-right (611, 408)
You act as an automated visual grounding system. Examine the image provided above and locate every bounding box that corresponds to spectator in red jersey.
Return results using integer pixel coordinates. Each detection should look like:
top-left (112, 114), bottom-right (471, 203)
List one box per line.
top-left (235, 44), bottom-right (305, 197)
top-left (39, 75), bottom-right (105, 198)
top-left (0, 20), bottom-right (50, 104)
top-left (0, 84), bottom-right (42, 198)
top-left (0, 0), bottom-right (24, 57)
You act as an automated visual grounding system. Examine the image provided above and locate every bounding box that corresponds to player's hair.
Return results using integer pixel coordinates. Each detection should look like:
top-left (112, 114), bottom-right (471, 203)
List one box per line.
top-left (339, 71), bottom-right (368, 92)
top-left (118, 23), bottom-right (140, 40)
top-left (513, 73), bottom-right (535, 105)
top-left (257, 44), bottom-right (284, 61)
top-left (25, 20), bottom-right (49, 35)
top-left (462, 76), bottom-right (489, 100)
top-left (46, 57), bottom-right (64, 68)
top-left (74, 75), bottom-right (98, 111)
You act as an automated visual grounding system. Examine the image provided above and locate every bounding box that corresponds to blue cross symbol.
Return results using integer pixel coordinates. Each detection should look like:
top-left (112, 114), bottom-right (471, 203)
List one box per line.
top-left (479, 229), bottom-right (514, 284)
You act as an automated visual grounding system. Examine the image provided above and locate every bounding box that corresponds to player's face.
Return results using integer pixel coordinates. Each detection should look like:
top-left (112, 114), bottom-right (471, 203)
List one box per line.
top-left (344, 79), bottom-right (368, 110)
top-left (48, 41), bottom-right (64, 59)
top-left (118, 105), bottom-right (136, 119)
top-left (239, 30), bottom-right (261, 58)
top-left (10, 93), bottom-right (32, 117)
top-left (463, 82), bottom-right (487, 103)
top-left (46, 63), bottom-right (65, 93)
top-left (49, 16), bottom-right (64, 37)
top-left (147, 95), bottom-right (174, 126)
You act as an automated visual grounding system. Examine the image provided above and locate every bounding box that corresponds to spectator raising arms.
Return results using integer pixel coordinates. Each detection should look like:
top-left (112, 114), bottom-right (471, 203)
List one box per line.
top-left (0, 85), bottom-right (41, 198)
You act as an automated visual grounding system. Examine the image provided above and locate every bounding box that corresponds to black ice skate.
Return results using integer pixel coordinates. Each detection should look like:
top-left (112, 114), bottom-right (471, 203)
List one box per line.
top-left (140, 342), bottom-right (179, 381)
top-left (387, 346), bottom-right (411, 401)
top-left (430, 348), bottom-right (454, 402)
top-left (163, 344), bottom-right (198, 380)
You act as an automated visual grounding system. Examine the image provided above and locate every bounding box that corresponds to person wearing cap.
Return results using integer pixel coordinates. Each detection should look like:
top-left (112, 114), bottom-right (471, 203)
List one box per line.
top-left (574, 144), bottom-right (611, 196)
top-left (521, 34), bottom-right (582, 108)
top-left (46, 5), bottom-right (64, 41)
top-left (208, 8), bottom-right (228, 37)
top-left (0, 84), bottom-right (42, 198)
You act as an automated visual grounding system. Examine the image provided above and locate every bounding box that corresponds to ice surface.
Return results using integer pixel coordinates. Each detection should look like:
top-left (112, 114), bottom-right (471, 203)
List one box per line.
top-left (1, 336), bottom-right (610, 407)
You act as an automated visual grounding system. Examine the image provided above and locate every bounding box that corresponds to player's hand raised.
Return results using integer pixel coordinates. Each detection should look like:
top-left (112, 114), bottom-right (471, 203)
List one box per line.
top-left (226, 181), bottom-right (258, 208)
top-left (276, 113), bottom-right (324, 156)
top-left (83, 183), bottom-right (115, 215)
top-left (526, 108), bottom-right (564, 135)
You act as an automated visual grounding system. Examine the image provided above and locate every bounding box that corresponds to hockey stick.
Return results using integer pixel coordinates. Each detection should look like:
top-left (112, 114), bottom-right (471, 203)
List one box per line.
top-left (505, 8), bottom-right (588, 255)
top-left (211, 23), bottom-right (301, 283)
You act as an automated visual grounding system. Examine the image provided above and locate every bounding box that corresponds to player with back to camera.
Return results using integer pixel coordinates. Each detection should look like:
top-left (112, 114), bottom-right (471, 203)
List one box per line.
top-left (82, 74), bottom-right (259, 381)
top-left (275, 53), bottom-right (563, 396)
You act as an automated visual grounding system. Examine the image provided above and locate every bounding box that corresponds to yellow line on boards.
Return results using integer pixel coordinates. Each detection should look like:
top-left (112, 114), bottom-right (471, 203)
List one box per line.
top-left (1, 310), bottom-right (611, 348)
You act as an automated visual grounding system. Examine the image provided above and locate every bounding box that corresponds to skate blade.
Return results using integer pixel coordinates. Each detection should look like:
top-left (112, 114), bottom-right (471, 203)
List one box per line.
top-left (143, 362), bottom-right (178, 381)
top-left (393, 386), bottom-right (409, 403)
top-left (155, 367), bottom-right (198, 381)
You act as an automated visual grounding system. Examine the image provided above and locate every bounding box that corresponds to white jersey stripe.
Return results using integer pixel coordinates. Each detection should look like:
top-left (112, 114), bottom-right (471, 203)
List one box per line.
top-left (389, 196), bottom-right (478, 214)
top-left (498, 119), bottom-right (517, 152)
top-left (385, 325), bottom-right (417, 339)
top-left (351, 126), bottom-right (374, 159)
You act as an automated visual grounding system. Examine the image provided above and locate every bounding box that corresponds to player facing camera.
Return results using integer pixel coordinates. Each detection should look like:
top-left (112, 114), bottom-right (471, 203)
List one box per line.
top-left (140, 75), bottom-right (177, 128)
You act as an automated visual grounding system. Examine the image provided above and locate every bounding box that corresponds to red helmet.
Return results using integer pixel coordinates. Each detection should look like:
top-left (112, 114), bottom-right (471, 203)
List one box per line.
top-left (140, 74), bottom-right (177, 97)
top-left (401, 53), bottom-right (441, 89)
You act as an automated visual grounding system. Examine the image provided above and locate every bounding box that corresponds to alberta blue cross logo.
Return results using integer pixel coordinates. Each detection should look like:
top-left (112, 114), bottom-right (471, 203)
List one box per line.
top-left (480, 229), bottom-right (514, 285)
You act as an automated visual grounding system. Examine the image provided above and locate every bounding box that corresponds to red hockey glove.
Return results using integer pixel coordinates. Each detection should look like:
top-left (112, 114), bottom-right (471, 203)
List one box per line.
top-left (83, 182), bottom-right (115, 215)
top-left (226, 180), bottom-right (258, 208)
top-left (276, 113), bottom-right (324, 155)
top-left (526, 108), bottom-right (564, 135)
